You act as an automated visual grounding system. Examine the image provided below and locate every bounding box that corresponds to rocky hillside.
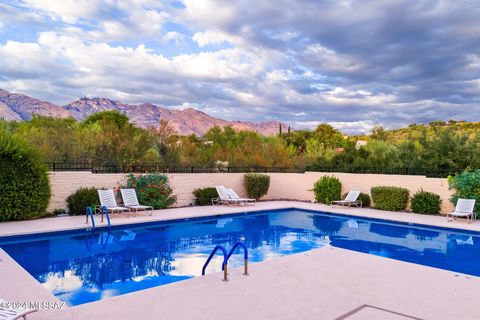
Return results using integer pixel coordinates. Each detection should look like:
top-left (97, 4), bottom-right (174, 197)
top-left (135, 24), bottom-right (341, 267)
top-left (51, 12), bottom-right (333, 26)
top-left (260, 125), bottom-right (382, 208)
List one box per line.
top-left (0, 89), bottom-right (288, 136)
top-left (0, 89), bottom-right (71, 120)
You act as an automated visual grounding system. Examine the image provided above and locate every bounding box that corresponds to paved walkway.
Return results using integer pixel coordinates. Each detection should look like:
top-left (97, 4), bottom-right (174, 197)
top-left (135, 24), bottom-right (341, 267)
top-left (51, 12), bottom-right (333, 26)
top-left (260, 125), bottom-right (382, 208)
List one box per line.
top-left (1, 201), bottom-right (480, 320)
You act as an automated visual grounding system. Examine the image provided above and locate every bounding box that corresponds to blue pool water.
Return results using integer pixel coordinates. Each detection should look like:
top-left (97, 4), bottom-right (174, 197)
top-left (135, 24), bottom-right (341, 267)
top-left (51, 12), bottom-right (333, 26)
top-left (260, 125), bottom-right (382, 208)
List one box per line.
top-left (1, 208), bottom-right (480, 306)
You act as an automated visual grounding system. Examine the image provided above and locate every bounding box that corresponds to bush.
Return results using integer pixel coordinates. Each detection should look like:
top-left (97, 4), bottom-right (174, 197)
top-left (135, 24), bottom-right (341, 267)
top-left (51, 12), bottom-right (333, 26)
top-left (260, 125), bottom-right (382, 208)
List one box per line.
top-left (244, 173), bottom-right (270, 200)
top-left (66, 187), bottom-right (100, 215)
top-left (449, 170), bottom-right (480, 215)
top-left (124, 173), bottom-right (176, 209)
top-left (342, 192), bottom-right (371, 207)
top-left (411, 190), bottom-right (441, 214)
top-left (193, 187), bottom-right (218, 206)
top-left (371, 186), bottom-right (409, 211)
top-left (0, 130), bottom-right (51, 221)
top-left (313, 176), bottom-right (341, 204)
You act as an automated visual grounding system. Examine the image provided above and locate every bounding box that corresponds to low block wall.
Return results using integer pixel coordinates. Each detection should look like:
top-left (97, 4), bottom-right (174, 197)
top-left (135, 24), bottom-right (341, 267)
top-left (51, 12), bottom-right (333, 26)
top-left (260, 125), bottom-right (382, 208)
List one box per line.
top-left (266, 172), bottom-right (453, 213)
top-left (48, 172), bottom-right (246, 211)
top-left (48, 171), bottom-right (454, 213)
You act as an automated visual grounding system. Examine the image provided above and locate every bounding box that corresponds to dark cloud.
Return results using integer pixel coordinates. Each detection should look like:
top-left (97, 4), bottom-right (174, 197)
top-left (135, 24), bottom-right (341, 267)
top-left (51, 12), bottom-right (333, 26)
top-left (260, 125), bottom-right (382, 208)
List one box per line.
top-left (1, 0), bottom-right (480, 132)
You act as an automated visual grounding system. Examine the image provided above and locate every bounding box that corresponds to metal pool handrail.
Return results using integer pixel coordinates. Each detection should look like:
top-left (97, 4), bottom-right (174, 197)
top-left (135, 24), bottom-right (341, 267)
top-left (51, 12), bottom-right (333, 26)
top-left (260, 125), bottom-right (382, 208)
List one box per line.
top-left (223, 242), bottom-right (249, 276)
top-left (202, 245), bottom-right (229, 281)
top-left (86, 206), bottom-right (95, 230)
top-left (100, 206), bottom-right (111, 230)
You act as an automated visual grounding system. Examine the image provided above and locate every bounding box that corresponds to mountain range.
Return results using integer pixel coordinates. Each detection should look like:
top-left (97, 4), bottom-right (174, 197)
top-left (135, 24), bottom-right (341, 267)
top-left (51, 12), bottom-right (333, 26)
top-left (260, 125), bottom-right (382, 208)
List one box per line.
top-left (0, 89), bottom-right (288, 136)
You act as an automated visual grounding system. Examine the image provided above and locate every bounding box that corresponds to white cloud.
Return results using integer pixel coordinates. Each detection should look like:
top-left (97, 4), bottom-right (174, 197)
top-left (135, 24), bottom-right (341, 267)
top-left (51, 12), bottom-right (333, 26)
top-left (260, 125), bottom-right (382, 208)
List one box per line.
top-left (2, 0), bottom-right (480, 132)
top-left (328, 121), bottom-right (377, 134)
top-left (303, 44), bottom-right (363, 73)
top-left (192, 30), bottom-right (231, 47)
top-left (21, 0), bottom-right (101, 23)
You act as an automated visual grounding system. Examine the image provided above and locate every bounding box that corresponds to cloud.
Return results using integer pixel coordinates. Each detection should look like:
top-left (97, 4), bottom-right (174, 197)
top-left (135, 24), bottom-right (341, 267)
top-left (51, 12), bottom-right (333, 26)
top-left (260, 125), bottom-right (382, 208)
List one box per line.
top-left (21, 0), bottom-right (101, 23)
top-left (1, 0), bottom-right (480, 132)
top-left (192, 30), bottom-right (231, 47)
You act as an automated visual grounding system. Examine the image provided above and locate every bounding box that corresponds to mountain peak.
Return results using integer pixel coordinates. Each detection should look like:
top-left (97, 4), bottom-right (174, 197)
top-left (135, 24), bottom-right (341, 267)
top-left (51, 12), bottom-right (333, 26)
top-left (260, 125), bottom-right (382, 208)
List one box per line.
top-left (0, 89), bottom-right (290, 135)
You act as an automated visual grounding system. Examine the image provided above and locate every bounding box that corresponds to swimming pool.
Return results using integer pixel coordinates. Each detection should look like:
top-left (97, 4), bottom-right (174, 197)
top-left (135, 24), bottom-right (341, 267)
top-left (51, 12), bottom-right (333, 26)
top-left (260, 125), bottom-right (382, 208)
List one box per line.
top-left (1, 208), bottom-right (480, 306)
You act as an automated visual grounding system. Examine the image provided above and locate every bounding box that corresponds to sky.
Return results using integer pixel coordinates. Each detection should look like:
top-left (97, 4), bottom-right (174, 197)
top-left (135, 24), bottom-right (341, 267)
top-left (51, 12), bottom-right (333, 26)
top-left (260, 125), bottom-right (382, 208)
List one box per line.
top-left (1, 0), bottom-right (480, 134)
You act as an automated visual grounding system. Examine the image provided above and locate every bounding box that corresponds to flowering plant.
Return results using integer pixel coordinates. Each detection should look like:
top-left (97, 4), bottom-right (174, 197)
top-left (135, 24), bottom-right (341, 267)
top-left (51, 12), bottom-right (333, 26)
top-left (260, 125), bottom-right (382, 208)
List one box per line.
top-left (123, 173), bottom-right (176, 209)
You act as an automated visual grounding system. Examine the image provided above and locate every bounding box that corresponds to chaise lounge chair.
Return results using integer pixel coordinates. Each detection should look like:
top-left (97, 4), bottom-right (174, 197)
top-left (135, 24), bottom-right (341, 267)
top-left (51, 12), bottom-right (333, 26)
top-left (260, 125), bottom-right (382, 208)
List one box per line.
top-left (0, 299), bottom-right (37, 320)
top-left (120, 188), bottom-right (154, 216)
top-left (213, 186), bottom-right (248, 206)
top-left (98, 189), bottom-right (130, 216)
top-left (331, 190), bottom-right (362, 208)
top-left (225, 188), bottom-right (256, 206)
top-left (447, 199), bottom-right (476, 223)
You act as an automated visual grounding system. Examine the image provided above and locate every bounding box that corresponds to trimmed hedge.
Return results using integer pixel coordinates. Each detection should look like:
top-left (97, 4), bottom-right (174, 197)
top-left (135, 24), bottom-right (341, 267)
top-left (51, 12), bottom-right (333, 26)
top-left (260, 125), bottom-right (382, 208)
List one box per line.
top-left (124, 173), bottom-right (176, 209)
top-left (244, 173), bottom-right (270, 200)
top-left (193, 187), bottom-right (218, 206)
top-left (313, 176), bottom-right (341, 204)
top-left (342, 192), bottom-right (371, 207)
top-left (0, 130), bottom-right (51, 221)
top-left (411, 190), bottom-right (441, 215)
top-left (371, 186), bottom-right (409, 211)
top-left (66, 187), bottom-right (99, 215)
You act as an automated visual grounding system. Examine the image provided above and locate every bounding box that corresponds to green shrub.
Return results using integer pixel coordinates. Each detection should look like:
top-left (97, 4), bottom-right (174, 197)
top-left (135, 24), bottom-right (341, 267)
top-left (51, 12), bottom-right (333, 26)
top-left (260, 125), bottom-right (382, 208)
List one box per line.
top-left (193, 187), bottom-right (218, 206)
top-left (66, 187), bottom-right (100, 215)
top-left (411, 190), bottom-right (441, 214)
top-left (371, 186), bottom-right (409, 211)
top-left (0, 130), bottom-right (51, 221)
top-left (244, 173), bottom-right (270, 200)
top-left (449, 170), bottom-right (480, 215)
top-left (313, 176), bottom-right (341, 204)
top-left (342, 192), bottom-right (371, 207)
top-left (124, 173), bottom-right (176, 209)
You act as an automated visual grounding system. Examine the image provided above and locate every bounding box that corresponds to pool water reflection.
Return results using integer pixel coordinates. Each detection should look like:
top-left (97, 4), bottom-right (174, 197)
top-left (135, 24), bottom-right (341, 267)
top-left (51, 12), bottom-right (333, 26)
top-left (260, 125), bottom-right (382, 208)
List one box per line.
top-left (1, 209), bottom-right (480, 306)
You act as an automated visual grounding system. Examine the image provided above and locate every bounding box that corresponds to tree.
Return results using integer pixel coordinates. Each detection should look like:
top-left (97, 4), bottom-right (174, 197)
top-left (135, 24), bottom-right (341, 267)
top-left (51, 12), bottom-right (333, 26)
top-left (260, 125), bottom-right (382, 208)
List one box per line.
top-left (314, 124), bottom-right (345, 148)
top-left (149, 119), bottom-right (179, 165)
top-left (370, 125), bottom-right (388, 141)
top-left (83, 110), bottom-right (130, 128)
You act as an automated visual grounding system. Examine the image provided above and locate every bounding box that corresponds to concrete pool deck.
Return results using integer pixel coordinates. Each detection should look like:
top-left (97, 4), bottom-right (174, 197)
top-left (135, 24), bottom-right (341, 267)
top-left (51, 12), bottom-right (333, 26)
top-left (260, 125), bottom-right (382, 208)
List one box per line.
top-left (2, 201), bottom-right (480, 320)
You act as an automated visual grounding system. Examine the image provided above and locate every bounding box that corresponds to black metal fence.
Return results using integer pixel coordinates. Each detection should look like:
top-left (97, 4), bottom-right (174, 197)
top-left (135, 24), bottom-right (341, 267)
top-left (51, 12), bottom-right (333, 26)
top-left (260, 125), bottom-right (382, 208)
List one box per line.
top-left (45, 162), bottom-right (460, 177)
top-left (45, 163), bottom-right (306, 174)
top-left (306, 166), bottom-right (458, 178)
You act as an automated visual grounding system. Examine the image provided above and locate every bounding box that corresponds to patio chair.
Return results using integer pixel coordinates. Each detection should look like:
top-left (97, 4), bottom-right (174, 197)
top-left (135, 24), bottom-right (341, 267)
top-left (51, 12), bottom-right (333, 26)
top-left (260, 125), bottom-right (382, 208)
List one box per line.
top-left (447, 199), bottom-right (476, 223)
top-left (98, 189), bottom-right (130, 216)
top-left (225, 188), bottom-right (256, 206)
top-left (120, 188), bottom-right (154, 216)
top-left (0, 299), bottom-right (37, 320)
top-left (331, 190), bottom-right (362, 208)
top-left (212, 186), bottom-right (247, 206)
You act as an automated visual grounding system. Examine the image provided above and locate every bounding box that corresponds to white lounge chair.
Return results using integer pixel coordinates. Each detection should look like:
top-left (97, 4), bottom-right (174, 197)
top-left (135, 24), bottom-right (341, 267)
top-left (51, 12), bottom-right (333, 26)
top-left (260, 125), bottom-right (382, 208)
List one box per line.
top-left (447, 199), bottom-right (476, 223)
top-left (331, 190), bottom-right (362, 208)
top-left (98, 189), bottom-right (129, 216)
top-left (0, 299), bottom-right (37, 320)
top-left (120, 188), bottom-right (154, 216)
top-left (212, 186), bottom-right (247, 206)
top-left (225, 188), bottom-right (256, 206)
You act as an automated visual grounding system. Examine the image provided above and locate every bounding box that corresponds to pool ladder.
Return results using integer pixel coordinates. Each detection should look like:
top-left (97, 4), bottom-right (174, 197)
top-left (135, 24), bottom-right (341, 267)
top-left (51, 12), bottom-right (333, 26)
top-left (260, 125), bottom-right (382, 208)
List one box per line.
top-left (85, 206), bottom-right (111, 232)
top-left (202, 242), bottom-right (249, 281)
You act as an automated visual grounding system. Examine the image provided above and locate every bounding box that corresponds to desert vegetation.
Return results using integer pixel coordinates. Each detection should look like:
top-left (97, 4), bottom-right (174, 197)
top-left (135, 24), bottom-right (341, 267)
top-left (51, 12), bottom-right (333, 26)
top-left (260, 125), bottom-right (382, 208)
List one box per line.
top-left (2, 114), bottom-right (480, 173)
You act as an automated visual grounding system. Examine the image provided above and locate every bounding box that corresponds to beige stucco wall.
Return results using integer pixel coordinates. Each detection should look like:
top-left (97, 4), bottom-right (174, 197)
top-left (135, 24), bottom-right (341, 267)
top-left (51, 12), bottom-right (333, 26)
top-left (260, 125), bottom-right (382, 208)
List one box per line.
top-left (48, 171), bottom-right (246, 211)
top-left (48, 171), bottom-right (454, 213)
top-left (266, 172), bottom-right (453, 213)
